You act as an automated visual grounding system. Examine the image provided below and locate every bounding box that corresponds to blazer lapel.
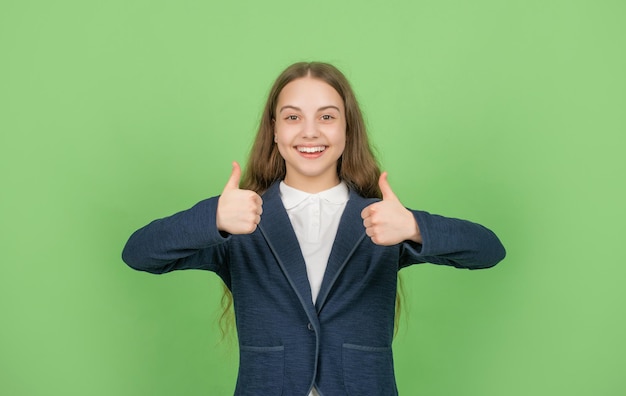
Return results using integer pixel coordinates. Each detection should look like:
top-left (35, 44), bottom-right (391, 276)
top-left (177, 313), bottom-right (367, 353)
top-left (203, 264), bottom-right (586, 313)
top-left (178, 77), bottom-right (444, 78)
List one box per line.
top-left (257, 183), bottom-right (317, 318)
top-left (315, 191), bottom-right (377, 314)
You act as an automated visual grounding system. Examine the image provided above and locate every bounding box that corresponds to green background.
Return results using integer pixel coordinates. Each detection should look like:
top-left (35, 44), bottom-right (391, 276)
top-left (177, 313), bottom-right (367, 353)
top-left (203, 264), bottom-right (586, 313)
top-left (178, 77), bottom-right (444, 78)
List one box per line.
top-left (1, 0), bottom-right (624, 395)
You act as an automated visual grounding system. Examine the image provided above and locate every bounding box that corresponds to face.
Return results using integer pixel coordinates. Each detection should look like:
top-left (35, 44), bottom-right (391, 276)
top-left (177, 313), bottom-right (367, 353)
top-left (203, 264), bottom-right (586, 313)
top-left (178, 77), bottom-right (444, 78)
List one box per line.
top-left (274, 76), bottom-right (346, 193)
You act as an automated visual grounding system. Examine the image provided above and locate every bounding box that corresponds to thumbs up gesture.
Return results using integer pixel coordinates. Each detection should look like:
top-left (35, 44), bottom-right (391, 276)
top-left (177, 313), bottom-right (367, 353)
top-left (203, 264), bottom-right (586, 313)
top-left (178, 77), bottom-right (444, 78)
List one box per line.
top-left (360, 172), bottom-right (422, 246)
top-left (216, 162), bottom-right (263, 235)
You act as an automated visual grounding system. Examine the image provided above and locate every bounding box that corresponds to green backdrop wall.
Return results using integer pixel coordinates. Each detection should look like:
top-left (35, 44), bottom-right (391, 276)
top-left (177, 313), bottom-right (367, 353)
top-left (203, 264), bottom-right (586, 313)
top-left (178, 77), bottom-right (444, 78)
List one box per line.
top-left (1, 0), bottom-right (624, 395)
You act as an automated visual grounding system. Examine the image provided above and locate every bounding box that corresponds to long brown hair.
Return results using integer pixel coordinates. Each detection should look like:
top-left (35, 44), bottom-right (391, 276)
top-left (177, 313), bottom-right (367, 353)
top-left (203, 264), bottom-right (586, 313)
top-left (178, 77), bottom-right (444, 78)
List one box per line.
top-left (220, 62), bottom-right (405, 339)
top-left (241, 62), bottom-right (381, 198)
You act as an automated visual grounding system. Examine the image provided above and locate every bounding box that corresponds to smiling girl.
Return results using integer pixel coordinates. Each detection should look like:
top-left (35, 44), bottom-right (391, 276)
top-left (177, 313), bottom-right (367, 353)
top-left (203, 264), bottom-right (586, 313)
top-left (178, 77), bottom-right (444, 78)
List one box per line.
top-left (122, 62), bottom-right (506, 396)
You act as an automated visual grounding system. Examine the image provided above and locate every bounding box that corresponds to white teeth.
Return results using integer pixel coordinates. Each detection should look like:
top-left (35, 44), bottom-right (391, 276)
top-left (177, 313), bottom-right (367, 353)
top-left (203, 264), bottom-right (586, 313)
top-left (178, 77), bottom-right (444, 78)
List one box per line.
top-left (298, 146), bottom-right (326, 153)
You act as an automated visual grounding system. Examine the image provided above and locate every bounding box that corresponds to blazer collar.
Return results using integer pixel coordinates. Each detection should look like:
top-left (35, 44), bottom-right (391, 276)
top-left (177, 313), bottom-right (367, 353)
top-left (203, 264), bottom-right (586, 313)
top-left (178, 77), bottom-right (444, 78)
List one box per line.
top-left (258, 181), bottom-right (377, 317)
top-left (258, 182), bottom-right (316, 319)
top-left (315, 189), bottom-right (374, 314)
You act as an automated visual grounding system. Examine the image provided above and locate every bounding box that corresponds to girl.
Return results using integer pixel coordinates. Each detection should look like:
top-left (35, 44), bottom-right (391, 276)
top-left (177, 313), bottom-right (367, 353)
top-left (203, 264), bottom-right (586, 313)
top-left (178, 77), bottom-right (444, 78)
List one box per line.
top-left (122, 62), bottom-right (506, 396)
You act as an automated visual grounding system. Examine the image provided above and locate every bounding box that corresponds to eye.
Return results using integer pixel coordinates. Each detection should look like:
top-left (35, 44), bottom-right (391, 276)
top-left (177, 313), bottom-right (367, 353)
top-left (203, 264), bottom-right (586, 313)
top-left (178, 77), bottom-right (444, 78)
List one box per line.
top-left (286, 115), bottom-right (299, 121)
top-left (321, 114), bottom-right (334, 120)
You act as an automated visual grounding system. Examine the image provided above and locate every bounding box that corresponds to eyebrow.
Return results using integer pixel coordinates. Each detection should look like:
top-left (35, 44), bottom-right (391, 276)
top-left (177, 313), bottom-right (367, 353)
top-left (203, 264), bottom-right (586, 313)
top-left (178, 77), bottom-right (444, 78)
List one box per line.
top-left (279, 105), bottom-right (341, 113)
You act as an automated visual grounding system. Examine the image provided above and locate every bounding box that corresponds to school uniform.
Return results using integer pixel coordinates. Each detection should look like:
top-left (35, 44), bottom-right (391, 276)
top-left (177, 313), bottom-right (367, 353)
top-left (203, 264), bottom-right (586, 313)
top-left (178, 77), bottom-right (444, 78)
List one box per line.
top-left (122, 181), bottom-right (506, 396)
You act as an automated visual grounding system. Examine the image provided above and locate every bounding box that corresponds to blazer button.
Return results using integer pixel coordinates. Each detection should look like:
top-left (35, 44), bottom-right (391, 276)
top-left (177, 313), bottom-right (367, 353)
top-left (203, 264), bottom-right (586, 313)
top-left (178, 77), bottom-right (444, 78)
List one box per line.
top-left (307, 323), bottom-right (314, 331)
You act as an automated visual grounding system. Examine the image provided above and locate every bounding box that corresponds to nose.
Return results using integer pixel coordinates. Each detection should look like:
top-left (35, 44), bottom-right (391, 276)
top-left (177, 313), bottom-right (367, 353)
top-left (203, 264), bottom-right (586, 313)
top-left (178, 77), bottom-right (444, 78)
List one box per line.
top-left (301, 119), bottom-right (320, 139)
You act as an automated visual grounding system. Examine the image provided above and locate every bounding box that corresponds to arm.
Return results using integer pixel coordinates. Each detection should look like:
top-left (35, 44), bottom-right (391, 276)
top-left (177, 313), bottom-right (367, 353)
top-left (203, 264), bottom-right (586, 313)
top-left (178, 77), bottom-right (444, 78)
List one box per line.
top-left (121, 197), bottom-right (230, 274)
top-left (399, 210), bottom-right (506, 270)
top-left (122, 162), bottom-right (262, 276)
top-left (361, 172), bottom-right (505, 269)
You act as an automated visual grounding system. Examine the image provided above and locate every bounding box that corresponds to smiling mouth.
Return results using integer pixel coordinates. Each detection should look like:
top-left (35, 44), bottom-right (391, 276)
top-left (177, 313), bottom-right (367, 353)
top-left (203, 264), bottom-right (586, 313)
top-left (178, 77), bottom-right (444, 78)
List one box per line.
top-left (296, 146), bottom-right (327, 153)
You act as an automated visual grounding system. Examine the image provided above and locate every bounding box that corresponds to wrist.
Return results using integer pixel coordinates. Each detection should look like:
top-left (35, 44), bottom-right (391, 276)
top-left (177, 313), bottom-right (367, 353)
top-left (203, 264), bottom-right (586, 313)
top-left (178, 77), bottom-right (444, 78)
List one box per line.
top-left (406, 210), bottom-right (422, 244)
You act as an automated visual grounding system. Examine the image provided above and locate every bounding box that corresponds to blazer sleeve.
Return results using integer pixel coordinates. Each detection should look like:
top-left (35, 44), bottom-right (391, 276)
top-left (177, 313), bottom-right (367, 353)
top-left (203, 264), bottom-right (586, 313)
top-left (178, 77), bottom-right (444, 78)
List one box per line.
top-left (121, 196), bottom-right (230, 281)
top-left (399, 210), bottom-right (506, 270)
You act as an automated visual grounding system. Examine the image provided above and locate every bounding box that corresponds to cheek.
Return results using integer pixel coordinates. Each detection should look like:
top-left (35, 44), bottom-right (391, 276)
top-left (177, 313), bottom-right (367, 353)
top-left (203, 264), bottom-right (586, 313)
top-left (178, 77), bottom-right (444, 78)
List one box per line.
top-left (274, 130), bottom-right (291, 158)
top-left (337, 140), bottom-right (346, 157)
top-left (274, 124), bottom-right (294, 141)
top-left (333, 126), bottom-right (347, 148)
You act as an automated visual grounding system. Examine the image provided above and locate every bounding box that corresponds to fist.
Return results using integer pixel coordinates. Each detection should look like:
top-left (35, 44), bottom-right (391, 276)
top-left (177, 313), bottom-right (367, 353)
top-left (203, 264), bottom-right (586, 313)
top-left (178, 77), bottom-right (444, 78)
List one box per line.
top-left (216, 162), bottom-right (263, 234)
top-left (360, 172), bottom-right (422, 246)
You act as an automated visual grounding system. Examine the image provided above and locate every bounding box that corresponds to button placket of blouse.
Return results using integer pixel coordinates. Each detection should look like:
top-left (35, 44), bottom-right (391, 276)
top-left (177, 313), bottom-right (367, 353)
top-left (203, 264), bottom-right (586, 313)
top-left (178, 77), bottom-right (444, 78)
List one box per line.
top-left (309, 196), bottom-right (321, 242)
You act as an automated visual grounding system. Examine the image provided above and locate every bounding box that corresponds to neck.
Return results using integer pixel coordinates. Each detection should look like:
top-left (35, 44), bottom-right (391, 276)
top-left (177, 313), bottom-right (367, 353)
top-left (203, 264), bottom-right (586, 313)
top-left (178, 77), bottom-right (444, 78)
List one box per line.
top-left (283, 173), bottom-right (340, 194)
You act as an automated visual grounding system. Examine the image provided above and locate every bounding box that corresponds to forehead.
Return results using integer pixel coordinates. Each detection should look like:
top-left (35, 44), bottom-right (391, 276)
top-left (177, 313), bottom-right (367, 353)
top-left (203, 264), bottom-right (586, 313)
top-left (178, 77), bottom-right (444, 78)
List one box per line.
top-left (277, 76), bottom-right (344, 110)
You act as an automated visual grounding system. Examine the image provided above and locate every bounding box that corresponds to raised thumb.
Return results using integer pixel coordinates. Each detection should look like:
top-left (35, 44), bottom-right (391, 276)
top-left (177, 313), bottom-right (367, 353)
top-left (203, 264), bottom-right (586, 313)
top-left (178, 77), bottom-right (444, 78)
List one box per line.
top-left (223, 161), bottom-right (241, 191)
top-left (379, 172), bottom-right (397, 201)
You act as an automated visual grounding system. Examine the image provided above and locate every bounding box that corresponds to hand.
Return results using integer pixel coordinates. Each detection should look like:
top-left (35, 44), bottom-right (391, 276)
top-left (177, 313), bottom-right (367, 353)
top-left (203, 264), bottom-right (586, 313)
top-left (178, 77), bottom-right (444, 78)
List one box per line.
top-left (360, 172), bottom-right (422, 246)
top-left (216, 162), bottom-right (263, 234)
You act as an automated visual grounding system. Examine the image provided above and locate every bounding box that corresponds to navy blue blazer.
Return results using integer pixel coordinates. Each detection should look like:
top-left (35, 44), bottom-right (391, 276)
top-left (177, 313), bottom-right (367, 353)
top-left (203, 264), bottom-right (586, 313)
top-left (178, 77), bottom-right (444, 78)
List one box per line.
top-left (122, 182), bottom-right (505, 395)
